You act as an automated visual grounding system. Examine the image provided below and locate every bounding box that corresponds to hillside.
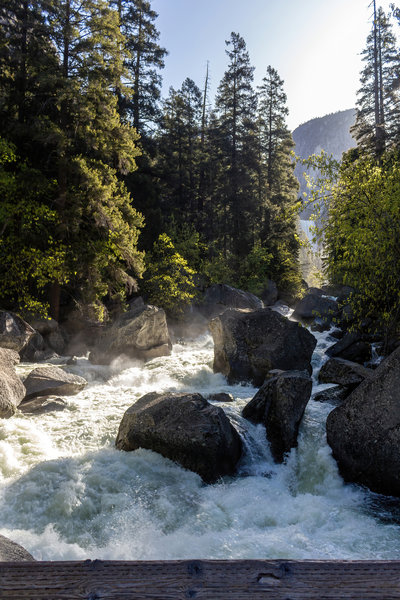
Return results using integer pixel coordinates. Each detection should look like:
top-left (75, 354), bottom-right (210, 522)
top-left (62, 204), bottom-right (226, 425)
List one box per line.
top-left (293, 109), bottom-right (357, 218)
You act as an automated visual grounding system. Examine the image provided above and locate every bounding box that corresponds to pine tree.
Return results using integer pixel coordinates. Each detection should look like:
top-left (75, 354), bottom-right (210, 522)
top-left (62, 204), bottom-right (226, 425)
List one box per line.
top-left (157, 78), bottom-right (202, 225)
top-left (0, 0), bottom-right (145, 319)
top-left (214, 32), bottom-right (258, 261)
top-left (255, 66), bottom-right (300, 292)
top-left (111, 0), bottom-right (167, 133)
top-left (351, 3), bottom-right (400, 156)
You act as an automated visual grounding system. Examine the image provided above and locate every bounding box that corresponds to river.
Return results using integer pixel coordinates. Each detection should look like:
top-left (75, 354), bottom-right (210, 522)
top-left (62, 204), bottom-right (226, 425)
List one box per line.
top-left (0, 318), bottom-right (400, 560)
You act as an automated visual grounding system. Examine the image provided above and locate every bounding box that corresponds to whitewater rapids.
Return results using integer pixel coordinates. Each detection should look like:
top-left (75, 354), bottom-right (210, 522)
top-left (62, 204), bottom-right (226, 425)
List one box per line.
top-left (0, 327), bottom-right (400, 560)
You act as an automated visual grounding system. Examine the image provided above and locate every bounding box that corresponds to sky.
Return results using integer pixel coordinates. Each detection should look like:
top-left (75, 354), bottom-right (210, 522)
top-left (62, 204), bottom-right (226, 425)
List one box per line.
top-left (151, 0), bottom-right (398, 131)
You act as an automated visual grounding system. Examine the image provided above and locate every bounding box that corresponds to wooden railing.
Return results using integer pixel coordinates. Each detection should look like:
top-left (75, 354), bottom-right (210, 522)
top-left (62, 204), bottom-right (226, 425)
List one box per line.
top-left (1, 559), bottom-right (400, 599)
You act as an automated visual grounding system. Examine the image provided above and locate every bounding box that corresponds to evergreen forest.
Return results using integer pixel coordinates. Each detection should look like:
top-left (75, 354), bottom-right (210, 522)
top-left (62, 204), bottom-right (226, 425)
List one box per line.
top-left (0, 0), bottom-right (400, 342)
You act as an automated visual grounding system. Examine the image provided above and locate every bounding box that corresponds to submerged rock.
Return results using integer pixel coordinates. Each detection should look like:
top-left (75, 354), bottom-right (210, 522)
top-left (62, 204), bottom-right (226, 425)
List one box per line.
top-left (207, 392), bottom-right (234, 403)
top-left (318, 357), bottom-right (373, 386)
top-left (23, 366), bottom-right (87, 400)
top-left (209, 308), bottom-right (316, 386)
top-left (242, 370), bottom-right (312, 462)
top-left (0, 311), bottom-right (35, 352)
top-left (116, 392), bottom-right (242, 483)
top-left (0, 348), bottom-right (25, 418)
top-left (199, 284), bottom-right (263, 319)
top-left (0, 534), bottom-right (34, 561)
top-left (313, 386), bottom-right (351, 406)
top-left (326, 346), bottom-right (400, 496)
top-left (19, 395), bottom-right (67, 414)
top-left (90, 304), bottom-right (171, 365)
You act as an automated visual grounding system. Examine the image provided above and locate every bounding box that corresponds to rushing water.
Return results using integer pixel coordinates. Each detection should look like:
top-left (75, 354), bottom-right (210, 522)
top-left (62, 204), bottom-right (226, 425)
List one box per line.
top-left (1, 322), bottom-right (400, 561)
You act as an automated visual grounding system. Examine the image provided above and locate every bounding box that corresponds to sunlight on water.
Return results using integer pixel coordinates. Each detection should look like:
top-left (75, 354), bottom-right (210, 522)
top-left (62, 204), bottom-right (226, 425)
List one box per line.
top-left (1, 327), bottom-right (400, 560)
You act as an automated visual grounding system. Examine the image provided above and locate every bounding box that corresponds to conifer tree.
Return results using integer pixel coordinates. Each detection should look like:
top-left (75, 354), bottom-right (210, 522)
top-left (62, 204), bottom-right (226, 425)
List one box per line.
top-left (111, 0), bottom-right (167, 133)
top-left (351, 4), bottom-right (400, 156)
top-left (255, 66), bottom-right (300, 292)
top-left (214, 32), bottom-right (258, 261)
top-left (157, 78), bottom-right (202, 225)
top-left (0, 0), bottom-right (144, 319)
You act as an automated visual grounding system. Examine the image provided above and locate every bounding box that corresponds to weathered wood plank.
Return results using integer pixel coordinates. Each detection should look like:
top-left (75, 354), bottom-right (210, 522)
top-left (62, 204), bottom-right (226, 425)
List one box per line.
top-left (1, 559), bottom-right (400, 599)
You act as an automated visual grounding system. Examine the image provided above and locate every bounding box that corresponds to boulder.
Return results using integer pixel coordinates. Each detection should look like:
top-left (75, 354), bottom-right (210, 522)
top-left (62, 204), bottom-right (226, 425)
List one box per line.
top-left (242, 371), bottom-right (312, 462)
top-left (0, 348), bottom-right (25, 418)
top-left (90, 304), bottom-right (171, 365)
top-left (0, 311), bottom-right (35, 352)
top-left (326, 346), bottom-right (400, 496)
top-left (116, 392), bottom-right (242, 483)
top-left (326, 332), bottom-right (371, 364)
top-left (318, 357), bottom-right (373, 386)
top-left (207, 392), bottom-right (234, 403)
top-left (292, 292), bottom-right (339, 329)
top-left (45, 329), bottom-right (66, 355)
top-left (209, 308), bottom-right (316, 386)
top-left (19, 332), bottom-right (46, 362)
top-left (19, 396), bottom-right (67, 414)
top-left (199, 284), bottom-right (263, 319)
top-left (261, 280), bottom-right (278, 306)
top-left (313, 386), bottom-right (351, 405)
top-left (23, 366), bottom-right (87, 400)
top-left (0, 534), bottom-right (34, 561)
top-left (25, 315), bottom-right (58, 336)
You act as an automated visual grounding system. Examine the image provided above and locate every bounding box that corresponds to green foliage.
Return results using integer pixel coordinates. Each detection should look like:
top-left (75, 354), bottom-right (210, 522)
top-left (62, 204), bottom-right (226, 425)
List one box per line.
top-left (0, 138), bottom-right (69, 316)
top-left (142, 233), bottom-right (197, 318)
top-left (321, 152), bottom-right (400, 341)
top-left (165, 219), bottom-right (207, 271)
top-left (237, 242), bottom-right (273, 296)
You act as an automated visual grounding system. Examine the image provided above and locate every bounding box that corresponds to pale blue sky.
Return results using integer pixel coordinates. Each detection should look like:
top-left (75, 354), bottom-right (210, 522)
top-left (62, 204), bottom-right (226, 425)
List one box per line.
top-left (152, 0), bottom-right (397, 130)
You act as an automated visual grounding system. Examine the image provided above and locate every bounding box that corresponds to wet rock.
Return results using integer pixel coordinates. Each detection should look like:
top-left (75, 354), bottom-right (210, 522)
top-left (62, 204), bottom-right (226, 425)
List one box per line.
top-left (0, 534), bottom-right (34, 561)
top-left (199, 284), bottom-right (263, 319)
top-left (318, 357), bottom-right (373, 386)
top-left (292, 292), bottom-right (339, 329)
top-left (0, 348), bottom-right (25, 418)
top-left (23, 366), bottom-right (87, 400)
top-left (242, 370), bottom-right (312, 462)
top-left (116, 392), bottom-right (242, 483)
top-left (19, 395), bottom-right (67, 414)
top-left (207, 392), bottom-right (234, 403)
top-left (326, 345), bottom-right (400, 496)
top-left (90, 304), bottom-right (171, 365)
top-left (326, 332), bottom-right (371, 364)
top-left (313, 386), bottom-right (351, 406)
top-left (0, 311), bottom-right (35, 352)
top-left (209, 308), bottom-right (316, 386)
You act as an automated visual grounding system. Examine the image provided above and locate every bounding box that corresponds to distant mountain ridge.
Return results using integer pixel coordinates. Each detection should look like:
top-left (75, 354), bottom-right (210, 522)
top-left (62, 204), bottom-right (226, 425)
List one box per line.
top-left (293, 109), bottom-right (357, 219)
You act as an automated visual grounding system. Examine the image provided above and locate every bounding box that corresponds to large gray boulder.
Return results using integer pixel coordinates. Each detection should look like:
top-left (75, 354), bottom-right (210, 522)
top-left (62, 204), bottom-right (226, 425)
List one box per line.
top-left (292, 292), bottom-right (339, 330)
top-left (90, 304), bottom-right (171, 365)
top-left (209, 308), bottom-right (316, 386)
top-left (0, 534), bottom-right (34, 560)
top-left (318, 357), bottom-right (373, 386)
top-left (199, 284), bottom-right (263, 319)
top-left (326, 346), bottom-right (400, 496)
top-left (0, 311), bottom-right (35, 352)
top-left (116, 392), bottom-right (242, 483)
top-left (23, 366), bottom-right (87, 400)
top-left (242, 371), bottom-right (312, 462)
top-left (0, 348), bottom-right (25, 418)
